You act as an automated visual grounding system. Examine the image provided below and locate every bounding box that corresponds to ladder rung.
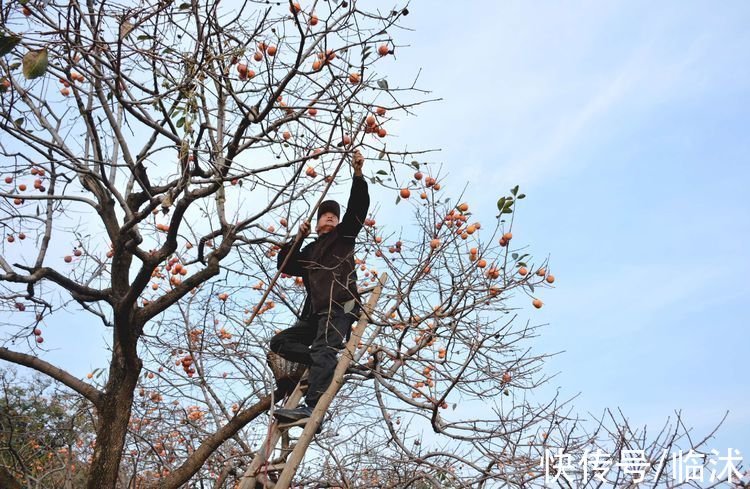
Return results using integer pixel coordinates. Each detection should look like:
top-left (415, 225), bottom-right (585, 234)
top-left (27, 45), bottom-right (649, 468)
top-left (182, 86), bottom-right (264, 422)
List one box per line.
top-left (277, 443), bottom-right (297, 453)
top-left (260, 462), bottom-right (288, 472)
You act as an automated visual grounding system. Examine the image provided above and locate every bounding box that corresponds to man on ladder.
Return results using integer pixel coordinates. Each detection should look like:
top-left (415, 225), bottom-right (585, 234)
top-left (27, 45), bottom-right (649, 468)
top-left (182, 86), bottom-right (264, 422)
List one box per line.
top-left (269, 150), bottom-right (369, 428)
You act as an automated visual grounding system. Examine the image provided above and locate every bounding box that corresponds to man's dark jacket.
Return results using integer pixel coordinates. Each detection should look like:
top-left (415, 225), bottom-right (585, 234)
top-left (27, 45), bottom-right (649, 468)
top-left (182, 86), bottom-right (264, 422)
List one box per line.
top-left (277, 175), bottom-right (369, 317)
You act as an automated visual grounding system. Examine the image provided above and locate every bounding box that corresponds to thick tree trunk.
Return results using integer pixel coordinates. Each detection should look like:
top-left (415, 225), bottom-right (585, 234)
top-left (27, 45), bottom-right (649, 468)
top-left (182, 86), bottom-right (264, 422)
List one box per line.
top-left (86, 325), bottom-right (142, 489)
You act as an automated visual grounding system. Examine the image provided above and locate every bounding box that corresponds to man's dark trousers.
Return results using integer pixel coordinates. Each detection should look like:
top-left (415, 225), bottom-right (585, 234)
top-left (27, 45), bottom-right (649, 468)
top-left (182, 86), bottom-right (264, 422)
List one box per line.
top-left (270, 303), bottom-right (360, 407)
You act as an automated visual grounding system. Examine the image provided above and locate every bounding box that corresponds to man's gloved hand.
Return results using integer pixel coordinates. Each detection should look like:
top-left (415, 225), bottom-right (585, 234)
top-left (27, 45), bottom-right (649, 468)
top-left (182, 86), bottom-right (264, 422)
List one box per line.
top-left (298, 220), bottom-right (311, 238)
top-left (351, 150), bottom-right (364, 177)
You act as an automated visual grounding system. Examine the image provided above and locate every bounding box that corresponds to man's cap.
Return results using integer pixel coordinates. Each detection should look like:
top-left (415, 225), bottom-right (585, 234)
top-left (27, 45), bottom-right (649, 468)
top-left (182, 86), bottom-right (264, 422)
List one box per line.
top-left (317, 200), bottom-right (340, 220)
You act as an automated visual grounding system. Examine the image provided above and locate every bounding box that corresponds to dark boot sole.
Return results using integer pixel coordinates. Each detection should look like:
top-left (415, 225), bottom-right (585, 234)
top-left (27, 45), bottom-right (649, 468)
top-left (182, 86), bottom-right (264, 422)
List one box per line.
top-left (273, 410), bottom-right (310, 422)
top-left (276, 418), bottom-right (323, 434)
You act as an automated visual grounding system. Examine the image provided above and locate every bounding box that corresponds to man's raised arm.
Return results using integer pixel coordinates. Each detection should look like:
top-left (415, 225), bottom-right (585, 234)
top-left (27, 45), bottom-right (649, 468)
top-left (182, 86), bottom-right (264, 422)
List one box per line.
top-left (338, 151), bottom-right (370, 238)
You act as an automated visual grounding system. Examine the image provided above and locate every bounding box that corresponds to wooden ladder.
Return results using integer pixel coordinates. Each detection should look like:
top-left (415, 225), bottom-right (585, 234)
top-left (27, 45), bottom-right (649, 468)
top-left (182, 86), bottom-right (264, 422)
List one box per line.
top-left (238, 273), bottom-right (387, 489)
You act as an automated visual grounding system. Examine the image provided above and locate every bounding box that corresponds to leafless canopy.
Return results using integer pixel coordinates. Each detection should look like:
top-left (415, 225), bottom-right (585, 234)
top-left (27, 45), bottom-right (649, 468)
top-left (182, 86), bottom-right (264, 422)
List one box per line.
top-left (0, 1), bottom-right (730, 488)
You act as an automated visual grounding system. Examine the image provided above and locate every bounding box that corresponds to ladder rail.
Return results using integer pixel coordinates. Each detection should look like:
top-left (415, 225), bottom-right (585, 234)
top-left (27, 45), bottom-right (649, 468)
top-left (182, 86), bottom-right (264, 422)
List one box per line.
top-left (238, 381), bottom-right (306, 488)
top-left (237, 273), bottom-right (387, 489)
top-left (274, 273), bottom-right (388, 488)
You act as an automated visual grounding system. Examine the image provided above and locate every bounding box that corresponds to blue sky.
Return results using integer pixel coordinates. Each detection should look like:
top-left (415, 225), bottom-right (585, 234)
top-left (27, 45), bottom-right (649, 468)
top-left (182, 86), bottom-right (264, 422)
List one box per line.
top-left (383, 0), bottom-right (750, 454)
top-left (3, 0), bottom-right (748, 466)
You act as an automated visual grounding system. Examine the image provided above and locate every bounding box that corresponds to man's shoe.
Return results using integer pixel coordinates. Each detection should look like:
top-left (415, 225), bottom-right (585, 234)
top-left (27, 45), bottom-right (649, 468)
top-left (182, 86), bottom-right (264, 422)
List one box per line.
top-left (273, 405), bottom-right (313, 422)
top-left (274, 405), bottom-right (324, 434)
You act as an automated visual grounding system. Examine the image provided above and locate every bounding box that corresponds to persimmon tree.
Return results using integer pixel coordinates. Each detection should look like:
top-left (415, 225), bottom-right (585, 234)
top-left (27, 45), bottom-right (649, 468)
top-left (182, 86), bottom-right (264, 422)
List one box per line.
top-left (0, 1), bottom-right (724, 488)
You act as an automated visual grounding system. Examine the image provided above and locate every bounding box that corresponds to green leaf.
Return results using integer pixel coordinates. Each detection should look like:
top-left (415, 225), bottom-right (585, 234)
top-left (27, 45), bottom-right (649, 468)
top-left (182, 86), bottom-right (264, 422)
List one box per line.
top-left (517, 193), bottom-right (526, 199)
top-left (496, 197), bottom-right (506, 211)
top-left (22, 48), bottom-right (48, 79)
top-left (179, 2), bottom-right (191, 9)
top-left (0, 34), bottom-right (22, 57)
top-left (376, 170), bottom-right (387, 175)
top-left (136, 34), bottom-right (153, 41)
top-left (13, 117), bottom-right (24, 128)
top-left (502, 208), bottom-right (513, 214)
top-left (511, 185), bottom-right (519, 196)
top-left (518, 262), bottom-right (527, 267)
top-left (377, 78), bottom-right (389, 90)
top-left (511, 253), bottom-right (518, 260)
top-left (176, 117), bottom-right (185, 128)
top-left (343, 299), bottom-right (355, 314)
top-left (410, 160), bottom-right (420, 169)
top-left (395, 195), bottom-right (401, 205)
top-left (9, 62), bottom-right (21, 71)
top-left (528, 283), bottom-right (535, 293)
top-left (378, 150), bottom-right (385, 160)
